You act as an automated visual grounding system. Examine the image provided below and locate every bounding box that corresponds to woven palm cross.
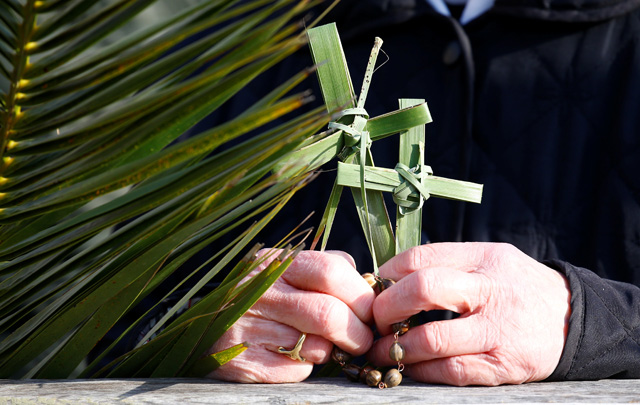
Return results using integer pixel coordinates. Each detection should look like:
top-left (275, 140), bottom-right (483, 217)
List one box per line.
top-left (282, 23), bottom-right (483, 274)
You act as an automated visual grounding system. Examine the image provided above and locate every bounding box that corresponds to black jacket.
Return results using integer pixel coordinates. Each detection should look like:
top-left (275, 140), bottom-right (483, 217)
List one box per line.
top-left (263, 0), bottom-right (640, 380)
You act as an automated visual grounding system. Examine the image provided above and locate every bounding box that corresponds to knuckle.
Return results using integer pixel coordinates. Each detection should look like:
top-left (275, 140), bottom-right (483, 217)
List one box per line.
top-left (310, 250), bottom-right (341, 266)
top-left (481, 323), bottom-right (498, 352)
top-left (310, 258), bottom-right (335, 289)
top-left (309, 251), bottom-right (342, 272)
top-left (493, 242), bottom-right (517, 258)
top-left (476, 243), bottom-right (513, 271)
top-left (475, 273), bottom-right (495, 308)
top-left (409, 244), bottom-right (433, 271)
top-left (444, 357), bottom-right (469, 386)
top-left (325, 250), bottom-right (356, 268)
top-left (415, 268), bottom-right (439, 297)
top-left (422, 322), bottom-right (449, 356)
top-left (407, 245), bottom-right (424, 271)
top-left (315, 298), bottom-right (347, 340)
top-left (288, 251), bottom-right (335, 285)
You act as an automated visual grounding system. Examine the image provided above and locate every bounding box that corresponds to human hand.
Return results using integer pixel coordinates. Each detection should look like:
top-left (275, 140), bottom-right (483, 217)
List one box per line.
top-left (207, 249), bottom-right (375, 383)
top-left (368, 242), bottom-right (571, 386)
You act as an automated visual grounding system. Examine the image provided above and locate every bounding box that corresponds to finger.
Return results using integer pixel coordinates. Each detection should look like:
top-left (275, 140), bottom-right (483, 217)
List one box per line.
top-left (368, 315), bottom-right (496, 366)
top-left (255, 283), bottom-right (374, 355)
top-left (373, 267), bottom-right (489, 335)
top-left (265, 329), bottom-right (335, 365)
top-left (325, 250), bottom-right (357, 268)
top-left (208, 353), bottom-right (314, 383)
top-left (406, 353), bottom-right (514, 386)
top-left (212, 315), bottom-right (334, 364)
top-left (281, 250), bottom-right (374, 322)
top-left (379, 242), bottom-right (488, 281)
top-left (207, 316), bottom-right (332, 383)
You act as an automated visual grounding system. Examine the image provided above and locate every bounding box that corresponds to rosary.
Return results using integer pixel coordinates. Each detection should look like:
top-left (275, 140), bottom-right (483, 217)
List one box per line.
top-left (331, 274), bottom-right (408, 388)
top-left (281, 23), bottom-right (483, 388)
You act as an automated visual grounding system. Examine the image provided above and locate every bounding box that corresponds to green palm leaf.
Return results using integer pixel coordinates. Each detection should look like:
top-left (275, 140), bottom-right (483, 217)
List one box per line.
top-left (0, 0), bottom-right (328, 379)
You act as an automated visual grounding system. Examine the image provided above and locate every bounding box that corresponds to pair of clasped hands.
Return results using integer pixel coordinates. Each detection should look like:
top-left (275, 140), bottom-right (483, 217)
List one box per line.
top-left (208, 242), bottom-right (571, 386)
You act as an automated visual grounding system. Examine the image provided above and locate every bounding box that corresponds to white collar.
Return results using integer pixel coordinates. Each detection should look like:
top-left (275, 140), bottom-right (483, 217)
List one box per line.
top-left (425, 0), bottom-right (495, 24)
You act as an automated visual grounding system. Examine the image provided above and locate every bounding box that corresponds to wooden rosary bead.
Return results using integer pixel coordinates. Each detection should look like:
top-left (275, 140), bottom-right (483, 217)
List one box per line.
top-left (342, 364), bottom-right (361, 382)
top-left (365, 369), bottom-right (382, 387)
top-left (374, 278), bottom-right (396, 294)
top-left (361, 273), bottom-right (377, 289)
top-left (384, 368), bottom-right (402, 388)
top-left (392, 320), bottom-right (410, 335)
top-left (380, 278), bottom-right (395, 290)
top-left (359, 365), bottom-right (375, 383)
top-left (331, 346), bottom-right (351, 365)
top-left (389, 342), bottom-right (405, 362)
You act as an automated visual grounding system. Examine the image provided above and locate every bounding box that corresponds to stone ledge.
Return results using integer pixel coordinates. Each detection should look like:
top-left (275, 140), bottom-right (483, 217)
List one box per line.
top-left (1, 378), bottom-right (638, 404)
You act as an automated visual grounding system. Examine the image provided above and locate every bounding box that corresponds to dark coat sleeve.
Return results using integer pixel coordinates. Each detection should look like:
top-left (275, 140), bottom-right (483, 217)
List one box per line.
top-left (544, 260), bottom-right (640, 380)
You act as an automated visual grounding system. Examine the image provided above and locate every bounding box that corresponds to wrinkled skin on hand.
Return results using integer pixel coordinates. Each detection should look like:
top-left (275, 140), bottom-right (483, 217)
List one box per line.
top-left (368, 242), bottom-right (571, 386)
top-left (207, 250), bottom-right (375, 383)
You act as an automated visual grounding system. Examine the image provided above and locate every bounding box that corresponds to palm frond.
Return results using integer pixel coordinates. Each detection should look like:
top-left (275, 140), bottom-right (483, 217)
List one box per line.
top-left (0, 0), bottom-right (327, 378)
